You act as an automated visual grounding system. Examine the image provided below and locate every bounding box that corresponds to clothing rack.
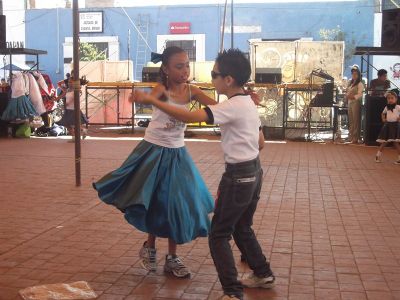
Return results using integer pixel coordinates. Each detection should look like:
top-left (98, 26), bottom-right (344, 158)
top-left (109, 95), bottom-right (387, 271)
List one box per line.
top-left (0, 48), bottom-right (47, 85)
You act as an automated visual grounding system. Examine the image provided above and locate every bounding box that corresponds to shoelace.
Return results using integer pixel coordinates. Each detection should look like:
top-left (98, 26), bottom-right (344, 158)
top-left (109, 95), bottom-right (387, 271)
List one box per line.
top-left (170, 257), bottom-right (186, 270)
top-left (148, 250), bottom-right (156, 263)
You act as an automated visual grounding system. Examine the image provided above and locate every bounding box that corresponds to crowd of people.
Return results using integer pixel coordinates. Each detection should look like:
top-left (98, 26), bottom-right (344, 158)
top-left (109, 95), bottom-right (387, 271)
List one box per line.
top-left (1, 46), bottom-right (398, 299)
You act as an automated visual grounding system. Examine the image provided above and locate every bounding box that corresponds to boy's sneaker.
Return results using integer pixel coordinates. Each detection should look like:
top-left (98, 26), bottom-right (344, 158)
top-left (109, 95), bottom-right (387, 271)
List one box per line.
top-left (241, 273), bottom-right (275, 289)
top-left (394, 160), bottom-right (400, 165)
top-left (139, 242), bottom-right (157, 272)
top-left (221, 295), bottom-right (241, 300)
top-left (82, 129), bottom-right (88, 139)
top-left (375, 155), bottom-right (382, 163)
top-left (164, 254), bottom-right (191, 278)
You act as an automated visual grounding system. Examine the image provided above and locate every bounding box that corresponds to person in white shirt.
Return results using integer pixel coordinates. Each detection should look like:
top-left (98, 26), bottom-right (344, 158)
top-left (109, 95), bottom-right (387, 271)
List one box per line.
top-left (54, 75), bottom-right (88, 140)
top-left (375, 90), bottom-right (400, 164)
top-left (132, 48), bottom-right (274, 300)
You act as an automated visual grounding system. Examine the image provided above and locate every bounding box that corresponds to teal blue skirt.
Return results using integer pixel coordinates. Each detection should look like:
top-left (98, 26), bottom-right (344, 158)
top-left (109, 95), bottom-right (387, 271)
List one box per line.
top-left (1, 95), bottom-right (38, 122)
top-left (93, 140), bottom-right (214, 244)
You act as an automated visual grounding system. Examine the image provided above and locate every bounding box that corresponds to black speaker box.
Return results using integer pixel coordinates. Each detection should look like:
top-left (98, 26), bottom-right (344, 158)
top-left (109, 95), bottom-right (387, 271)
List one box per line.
top-left (311, 82), bottom-right (334, 107)
top-left (382, 8), bottom-right (400, 48)
top-left (255, 68), bottom-right (282, 84)
top-left (0, 15), bottom-right (6, 49)
top-left (364, 96), bottom-right (388, 146)
top-left (142, 67), bottom-right (160, 82)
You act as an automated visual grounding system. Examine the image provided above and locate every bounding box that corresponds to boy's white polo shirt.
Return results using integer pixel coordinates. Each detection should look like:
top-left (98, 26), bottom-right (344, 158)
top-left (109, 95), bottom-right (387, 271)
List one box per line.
top-left (204, 94), bottom-right (261, 164)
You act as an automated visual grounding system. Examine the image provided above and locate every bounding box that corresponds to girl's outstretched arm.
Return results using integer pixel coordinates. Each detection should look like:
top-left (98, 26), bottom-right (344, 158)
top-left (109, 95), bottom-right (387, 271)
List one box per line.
top-left (132, 89), bottom-right (209, 123)
top-left (190, 85), bottom-right (217, 106)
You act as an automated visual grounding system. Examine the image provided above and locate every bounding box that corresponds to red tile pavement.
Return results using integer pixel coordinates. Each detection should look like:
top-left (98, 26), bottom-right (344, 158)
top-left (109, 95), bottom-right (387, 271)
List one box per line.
top-left (1, 135), bottom-right (400, 300)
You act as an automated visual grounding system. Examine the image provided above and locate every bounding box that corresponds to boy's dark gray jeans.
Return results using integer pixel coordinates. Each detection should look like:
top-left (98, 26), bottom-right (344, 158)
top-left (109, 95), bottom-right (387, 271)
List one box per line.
top-left (209, 156), bottom-right (273, 299)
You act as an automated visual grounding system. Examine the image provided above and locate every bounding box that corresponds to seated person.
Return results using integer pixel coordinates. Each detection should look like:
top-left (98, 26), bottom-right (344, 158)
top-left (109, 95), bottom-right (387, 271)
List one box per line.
top-left (370, 69), bottom-right (390, 97)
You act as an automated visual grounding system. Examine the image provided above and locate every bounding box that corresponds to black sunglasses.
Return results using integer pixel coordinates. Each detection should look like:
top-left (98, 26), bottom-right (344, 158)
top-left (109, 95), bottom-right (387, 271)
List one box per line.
top-left (211, 70), bottom-right (226, 79)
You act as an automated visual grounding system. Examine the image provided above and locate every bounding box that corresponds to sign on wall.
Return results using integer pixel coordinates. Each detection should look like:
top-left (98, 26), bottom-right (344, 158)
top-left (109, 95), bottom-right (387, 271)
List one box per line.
top-left (79, 11), bottom-right (103, 33)
top-left (169, 22), bottom-right (191, 34)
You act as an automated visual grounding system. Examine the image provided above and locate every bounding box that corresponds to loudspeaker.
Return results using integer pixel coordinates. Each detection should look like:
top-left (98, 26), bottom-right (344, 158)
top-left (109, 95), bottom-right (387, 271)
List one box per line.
top-left (142, 67), bottom-right (160, 82)
top-left (0, 15), bottom-right (6, 49)
top-left (382, 9), bottom-right (400, 48)
top-left (364, 95), bottom-right (387, 146)
top-left (255, 68), bottom-right (282, 84)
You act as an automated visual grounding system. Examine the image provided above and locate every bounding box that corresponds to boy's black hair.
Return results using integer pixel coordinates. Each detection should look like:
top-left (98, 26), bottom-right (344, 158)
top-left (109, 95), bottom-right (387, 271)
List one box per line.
top-left (215, 48), bottom-right (251, 86)
top-left (377, 69), bottom-right (387, 77)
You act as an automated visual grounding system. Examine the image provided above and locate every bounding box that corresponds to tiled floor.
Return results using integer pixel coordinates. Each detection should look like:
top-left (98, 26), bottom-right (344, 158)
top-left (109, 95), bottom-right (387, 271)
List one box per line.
top-left (0, 136), bottom-right (400, 300)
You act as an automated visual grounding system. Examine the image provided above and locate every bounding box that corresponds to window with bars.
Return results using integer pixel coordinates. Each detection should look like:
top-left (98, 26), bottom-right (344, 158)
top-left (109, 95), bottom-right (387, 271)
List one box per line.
top-left (166, 40), bottom-right (196, 61)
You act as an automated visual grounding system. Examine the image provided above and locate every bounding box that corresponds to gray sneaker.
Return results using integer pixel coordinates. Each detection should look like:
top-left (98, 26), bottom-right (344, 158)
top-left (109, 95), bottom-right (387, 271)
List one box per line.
top-left (164, 254), bottom-right (191, 278)
top-left (139, 242), bottom-right (157, 272)
top-left (241, 273), bottom-right (275, 289)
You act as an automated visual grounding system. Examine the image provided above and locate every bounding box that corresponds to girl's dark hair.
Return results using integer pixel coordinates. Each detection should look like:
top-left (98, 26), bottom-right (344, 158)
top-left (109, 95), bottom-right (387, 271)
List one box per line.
top-left (215, 48), bottom-right (251, 86)
top-left (350, 68), bottom-right (361, 87)
top-left (159, 46), bottom-right (186, 90)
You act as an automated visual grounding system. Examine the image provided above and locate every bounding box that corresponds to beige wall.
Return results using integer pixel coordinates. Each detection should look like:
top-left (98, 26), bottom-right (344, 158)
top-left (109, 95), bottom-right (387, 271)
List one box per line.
top-left (85, 0), bottom-right (115, 8)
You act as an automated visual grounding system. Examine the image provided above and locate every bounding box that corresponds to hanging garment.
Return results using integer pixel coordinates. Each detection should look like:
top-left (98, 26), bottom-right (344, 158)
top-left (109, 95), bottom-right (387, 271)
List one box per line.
top-left (27, 73), bottom-right (46, 115)
top-left (39, 73), bottom-right (57, 112)
top-left (1, 72), bottom-right (38, 122)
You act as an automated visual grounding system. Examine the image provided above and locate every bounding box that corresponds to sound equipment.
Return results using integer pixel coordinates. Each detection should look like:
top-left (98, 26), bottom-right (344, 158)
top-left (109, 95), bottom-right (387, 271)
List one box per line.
top-left (364, 95), bottom-right (387, 146)
top-left (255, 68), bottom-right (282, 84)
top-left (0, 15), bottom-right (6, 49)
top-left (310, 70), bottom-right (334, 107)
top-left (310, 82), bottom-right (334, 107)
top-left (142, 67), bottom-right (160, 82)
top-left (382, 8), bottom-right (400, 48)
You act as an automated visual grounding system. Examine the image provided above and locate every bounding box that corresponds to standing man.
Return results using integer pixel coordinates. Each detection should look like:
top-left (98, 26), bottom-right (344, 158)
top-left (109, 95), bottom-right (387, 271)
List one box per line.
top-left (370, 69), bottom-right (390, 97)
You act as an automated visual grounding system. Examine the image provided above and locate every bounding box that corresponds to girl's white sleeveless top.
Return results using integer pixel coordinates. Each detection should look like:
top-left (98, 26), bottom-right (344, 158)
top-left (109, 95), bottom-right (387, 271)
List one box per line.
top-left (144, 87), bottom-right (191, 148)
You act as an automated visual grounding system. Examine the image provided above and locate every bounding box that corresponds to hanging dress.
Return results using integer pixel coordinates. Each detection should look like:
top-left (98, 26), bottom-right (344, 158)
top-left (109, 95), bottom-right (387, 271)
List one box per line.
top-left (1, 72), bottom-right (38, 122)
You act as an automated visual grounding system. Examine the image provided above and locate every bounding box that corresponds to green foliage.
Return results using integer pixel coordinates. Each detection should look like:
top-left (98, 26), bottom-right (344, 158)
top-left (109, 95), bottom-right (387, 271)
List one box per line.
top-left (319, 26), bottom-right (357, 61)
top-left (79, 43), bottom-right (106, 61)
top-left (319, 26), bottom-right (345, 41)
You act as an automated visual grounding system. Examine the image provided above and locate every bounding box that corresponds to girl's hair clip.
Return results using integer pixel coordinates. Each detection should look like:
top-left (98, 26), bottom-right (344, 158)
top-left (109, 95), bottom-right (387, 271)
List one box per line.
top-left (151, 52), bottom-right (163, 64)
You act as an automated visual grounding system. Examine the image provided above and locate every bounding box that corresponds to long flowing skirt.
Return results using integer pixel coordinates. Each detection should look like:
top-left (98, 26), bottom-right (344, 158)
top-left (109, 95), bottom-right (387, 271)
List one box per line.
top-left (93, 140), bottom-right (214, 244)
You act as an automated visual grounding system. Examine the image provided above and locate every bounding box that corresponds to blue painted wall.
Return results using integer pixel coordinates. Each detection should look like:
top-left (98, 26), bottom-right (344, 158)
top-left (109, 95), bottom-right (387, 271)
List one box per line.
top-left (25, 1), bottom-right (375, 83)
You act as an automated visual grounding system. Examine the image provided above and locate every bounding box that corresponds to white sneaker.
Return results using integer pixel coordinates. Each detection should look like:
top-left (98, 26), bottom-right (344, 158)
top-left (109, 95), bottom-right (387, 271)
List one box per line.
top-left (164, 254), bottom-right (190, 278)
top-left (241, 273), bottom-right (275, 289)
top-left (82, 129), bottom-right (88, 139)
top-left (139, 242), bottom-right (157, 272)
top-left (394, 160), bottom-right (400, 165)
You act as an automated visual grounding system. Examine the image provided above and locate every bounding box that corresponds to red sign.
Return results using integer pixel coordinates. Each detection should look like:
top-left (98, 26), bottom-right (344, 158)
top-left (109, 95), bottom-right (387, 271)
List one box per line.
top-left (169, 22), bottom-right (191, 34)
